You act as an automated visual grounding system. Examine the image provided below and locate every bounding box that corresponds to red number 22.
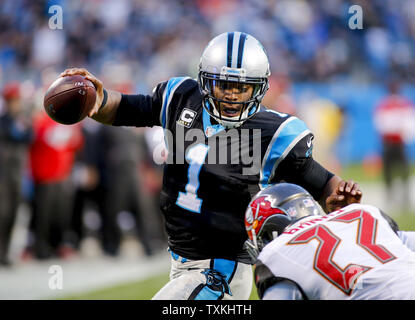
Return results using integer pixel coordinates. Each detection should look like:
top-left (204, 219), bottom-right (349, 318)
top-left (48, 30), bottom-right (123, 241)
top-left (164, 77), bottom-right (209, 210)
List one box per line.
top-left (288, 210), bottom-right (396, 295)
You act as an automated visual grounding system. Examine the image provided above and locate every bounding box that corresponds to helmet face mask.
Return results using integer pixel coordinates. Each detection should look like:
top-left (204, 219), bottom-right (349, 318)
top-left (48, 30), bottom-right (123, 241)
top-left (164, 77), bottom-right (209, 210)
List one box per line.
top-left (244, 183), bottom-right (325, 263)
top-left (199, 72), bottom-right (267, 125)
top-left (244, 209), bottom-right (290, 263)
top-left (198, 32), bottom-right (270, 128)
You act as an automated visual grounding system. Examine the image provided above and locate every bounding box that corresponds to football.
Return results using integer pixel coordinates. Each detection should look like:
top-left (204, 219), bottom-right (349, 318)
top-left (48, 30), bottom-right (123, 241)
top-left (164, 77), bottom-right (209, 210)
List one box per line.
top-left (43, 75), bottom-right (96, 125)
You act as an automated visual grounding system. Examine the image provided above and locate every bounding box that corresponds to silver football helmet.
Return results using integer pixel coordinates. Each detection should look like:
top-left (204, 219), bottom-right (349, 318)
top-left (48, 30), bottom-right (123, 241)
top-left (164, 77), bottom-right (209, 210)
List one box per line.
top-left (198, 32), bottom-right (270, 128)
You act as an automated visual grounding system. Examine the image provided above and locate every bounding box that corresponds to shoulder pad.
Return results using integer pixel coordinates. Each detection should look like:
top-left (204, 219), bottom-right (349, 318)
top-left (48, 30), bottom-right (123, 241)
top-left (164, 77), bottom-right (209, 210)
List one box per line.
top-left (167, 77), bottom-right (198, 95)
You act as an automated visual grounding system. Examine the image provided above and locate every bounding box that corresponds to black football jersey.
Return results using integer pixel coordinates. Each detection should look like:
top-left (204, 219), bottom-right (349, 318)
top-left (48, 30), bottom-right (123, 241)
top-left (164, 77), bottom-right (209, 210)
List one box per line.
top-left (113, 77), bottom-right (333, 263)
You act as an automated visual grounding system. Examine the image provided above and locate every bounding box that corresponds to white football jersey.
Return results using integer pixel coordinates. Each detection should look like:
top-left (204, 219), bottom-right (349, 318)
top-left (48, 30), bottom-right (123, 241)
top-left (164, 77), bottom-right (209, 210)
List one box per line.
top-left (257, 203), bottom-right (415, 299)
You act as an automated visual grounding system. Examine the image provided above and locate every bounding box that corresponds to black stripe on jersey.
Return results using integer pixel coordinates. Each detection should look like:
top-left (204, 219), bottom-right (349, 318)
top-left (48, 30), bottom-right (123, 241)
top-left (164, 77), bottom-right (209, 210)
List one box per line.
top-left (237, 33), bottom-right (247, 68)
top-left (228, 262), bottom-right (238, 284)
top-left (227, 32), bottom-right (234, 67)
top-left (379, 209), bottom-right (400, 234)
top-left (188, 284), bottom-right (206, 300)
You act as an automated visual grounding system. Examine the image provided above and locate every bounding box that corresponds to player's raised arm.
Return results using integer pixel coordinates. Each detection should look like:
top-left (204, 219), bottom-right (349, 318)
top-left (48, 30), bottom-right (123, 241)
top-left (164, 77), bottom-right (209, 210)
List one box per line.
top-left (60, 68), bottom-right (121, 125)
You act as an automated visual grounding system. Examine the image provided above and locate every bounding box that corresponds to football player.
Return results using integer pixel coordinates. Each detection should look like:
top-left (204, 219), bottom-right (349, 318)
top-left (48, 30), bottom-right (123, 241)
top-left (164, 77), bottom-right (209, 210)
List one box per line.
top-left (246, 183), bottom-right (415, 300)
top-left (59, 32), bottom-right (362, 300)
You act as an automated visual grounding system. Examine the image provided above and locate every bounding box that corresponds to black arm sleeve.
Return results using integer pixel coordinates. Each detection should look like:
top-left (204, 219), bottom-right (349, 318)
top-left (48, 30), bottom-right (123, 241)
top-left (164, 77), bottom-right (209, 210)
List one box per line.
top-left (112, 82), bottom-right (166, 127)
top-left (273, 133), bottom-right (334, 200)
top-left (296, 158), bottom-right (334, 200)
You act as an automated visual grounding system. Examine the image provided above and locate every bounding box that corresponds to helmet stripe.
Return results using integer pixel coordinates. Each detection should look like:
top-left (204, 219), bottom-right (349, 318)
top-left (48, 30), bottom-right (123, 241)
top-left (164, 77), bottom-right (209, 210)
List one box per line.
top-left (237, 33), bottom-right (247, 68)
top-left (227, 32), bottom-right (234, 67)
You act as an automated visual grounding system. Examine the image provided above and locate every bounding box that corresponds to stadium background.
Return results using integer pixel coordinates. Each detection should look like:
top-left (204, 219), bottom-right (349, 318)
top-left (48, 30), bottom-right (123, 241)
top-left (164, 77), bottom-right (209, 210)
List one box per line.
top-left (0, 0), bottom-right (414, 300)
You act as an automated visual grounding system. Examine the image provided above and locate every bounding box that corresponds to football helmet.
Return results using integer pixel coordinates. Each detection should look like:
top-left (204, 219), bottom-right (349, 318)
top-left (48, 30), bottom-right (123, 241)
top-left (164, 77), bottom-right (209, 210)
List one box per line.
top-left (198, 32), bottom-right (270, 128)
top-left (244, 183), bottom-right (325, 262)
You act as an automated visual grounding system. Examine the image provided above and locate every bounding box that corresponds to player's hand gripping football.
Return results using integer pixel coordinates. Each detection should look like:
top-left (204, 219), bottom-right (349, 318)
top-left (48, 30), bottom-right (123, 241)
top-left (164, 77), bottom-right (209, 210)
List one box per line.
top-left (326, 179), bottom-right (362, 212)
top-left (60, 68), bottom-right (104, 117)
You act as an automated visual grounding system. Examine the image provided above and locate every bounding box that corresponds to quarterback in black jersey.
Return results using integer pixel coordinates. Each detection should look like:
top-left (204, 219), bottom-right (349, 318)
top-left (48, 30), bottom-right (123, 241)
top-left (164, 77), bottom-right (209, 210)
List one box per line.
top-left (60, 32), bottom-right (362, 300)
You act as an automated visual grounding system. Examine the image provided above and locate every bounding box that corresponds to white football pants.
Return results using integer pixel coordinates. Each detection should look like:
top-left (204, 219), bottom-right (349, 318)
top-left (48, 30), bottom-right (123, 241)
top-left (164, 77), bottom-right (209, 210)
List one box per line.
top-left (152, 249), bottom-right (253, 300)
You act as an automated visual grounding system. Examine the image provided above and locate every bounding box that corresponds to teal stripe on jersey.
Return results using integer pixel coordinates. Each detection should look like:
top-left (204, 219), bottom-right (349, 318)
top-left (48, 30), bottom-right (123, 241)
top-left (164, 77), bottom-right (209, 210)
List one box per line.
top-left (260, 117), bottom-right (310, 188)
top-left (160, 77), bottom-right (188, 128)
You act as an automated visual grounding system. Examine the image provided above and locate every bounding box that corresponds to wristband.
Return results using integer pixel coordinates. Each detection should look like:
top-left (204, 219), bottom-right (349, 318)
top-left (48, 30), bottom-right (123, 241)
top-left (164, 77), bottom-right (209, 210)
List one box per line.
top-left (99, 89), bottom-right (108, 110)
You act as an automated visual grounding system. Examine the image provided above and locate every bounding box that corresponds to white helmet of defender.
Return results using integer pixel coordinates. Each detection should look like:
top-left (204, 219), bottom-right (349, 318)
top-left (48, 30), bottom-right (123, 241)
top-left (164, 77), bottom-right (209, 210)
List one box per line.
top-left (198, 32), bottom-right (271, 128)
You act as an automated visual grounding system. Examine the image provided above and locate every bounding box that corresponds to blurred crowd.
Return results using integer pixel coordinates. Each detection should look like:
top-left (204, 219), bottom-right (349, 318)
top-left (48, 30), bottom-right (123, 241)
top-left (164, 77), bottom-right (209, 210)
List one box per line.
top-left (1, 0), bottom-right (415, 89)
top-left (0, 0), bottom-right (415, 266)
top-left (0, 81), bottom-right (168, 267)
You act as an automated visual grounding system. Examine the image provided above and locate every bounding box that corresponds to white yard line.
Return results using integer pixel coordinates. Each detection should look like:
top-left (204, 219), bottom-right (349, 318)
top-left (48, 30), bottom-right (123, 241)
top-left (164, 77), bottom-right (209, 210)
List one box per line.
top-left (0, 250), bottom-right (170, 300)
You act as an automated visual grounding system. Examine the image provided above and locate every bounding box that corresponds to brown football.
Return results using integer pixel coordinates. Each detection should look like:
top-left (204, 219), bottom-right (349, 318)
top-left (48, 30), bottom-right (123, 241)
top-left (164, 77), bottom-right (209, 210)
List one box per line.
top-left (44, 75), bottom-right (96, 125)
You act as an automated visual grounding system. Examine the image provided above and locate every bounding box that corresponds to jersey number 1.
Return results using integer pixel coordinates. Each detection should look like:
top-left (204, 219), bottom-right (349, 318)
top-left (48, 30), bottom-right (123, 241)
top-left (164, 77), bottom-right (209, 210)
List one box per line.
top-left (176, 144), bottom-right (209, 213)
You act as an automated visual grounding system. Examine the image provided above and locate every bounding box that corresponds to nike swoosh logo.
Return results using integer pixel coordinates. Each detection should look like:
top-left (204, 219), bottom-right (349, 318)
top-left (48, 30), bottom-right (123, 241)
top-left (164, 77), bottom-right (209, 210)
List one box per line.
top-left (307, 137), bottom-right (312, 148)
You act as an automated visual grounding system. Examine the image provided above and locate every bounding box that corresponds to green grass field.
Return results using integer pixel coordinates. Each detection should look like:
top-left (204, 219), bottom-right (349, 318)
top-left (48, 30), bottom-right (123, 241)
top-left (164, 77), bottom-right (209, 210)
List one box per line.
top-left (60, 164), bottom-right (415, 300)
top-left (61, 212), bottom-right (415, 300)
top-left (333, 163), bottom-right (415, 184)
top-left (59, 209), bottom-right (415, 300)
top-left (61, 272), bottom-right (171, 300)
top-left (60, 271), bottom-right (260, 300)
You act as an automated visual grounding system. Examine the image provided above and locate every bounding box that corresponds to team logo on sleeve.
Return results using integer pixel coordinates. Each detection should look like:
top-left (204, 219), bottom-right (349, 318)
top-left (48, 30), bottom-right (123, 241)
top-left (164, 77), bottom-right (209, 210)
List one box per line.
top-left (306, 136), bottom-right (313, 157)
top-left (306, 136), bottom-right (313, 148)
top-left (177, 108), bottom-right (197, 128)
